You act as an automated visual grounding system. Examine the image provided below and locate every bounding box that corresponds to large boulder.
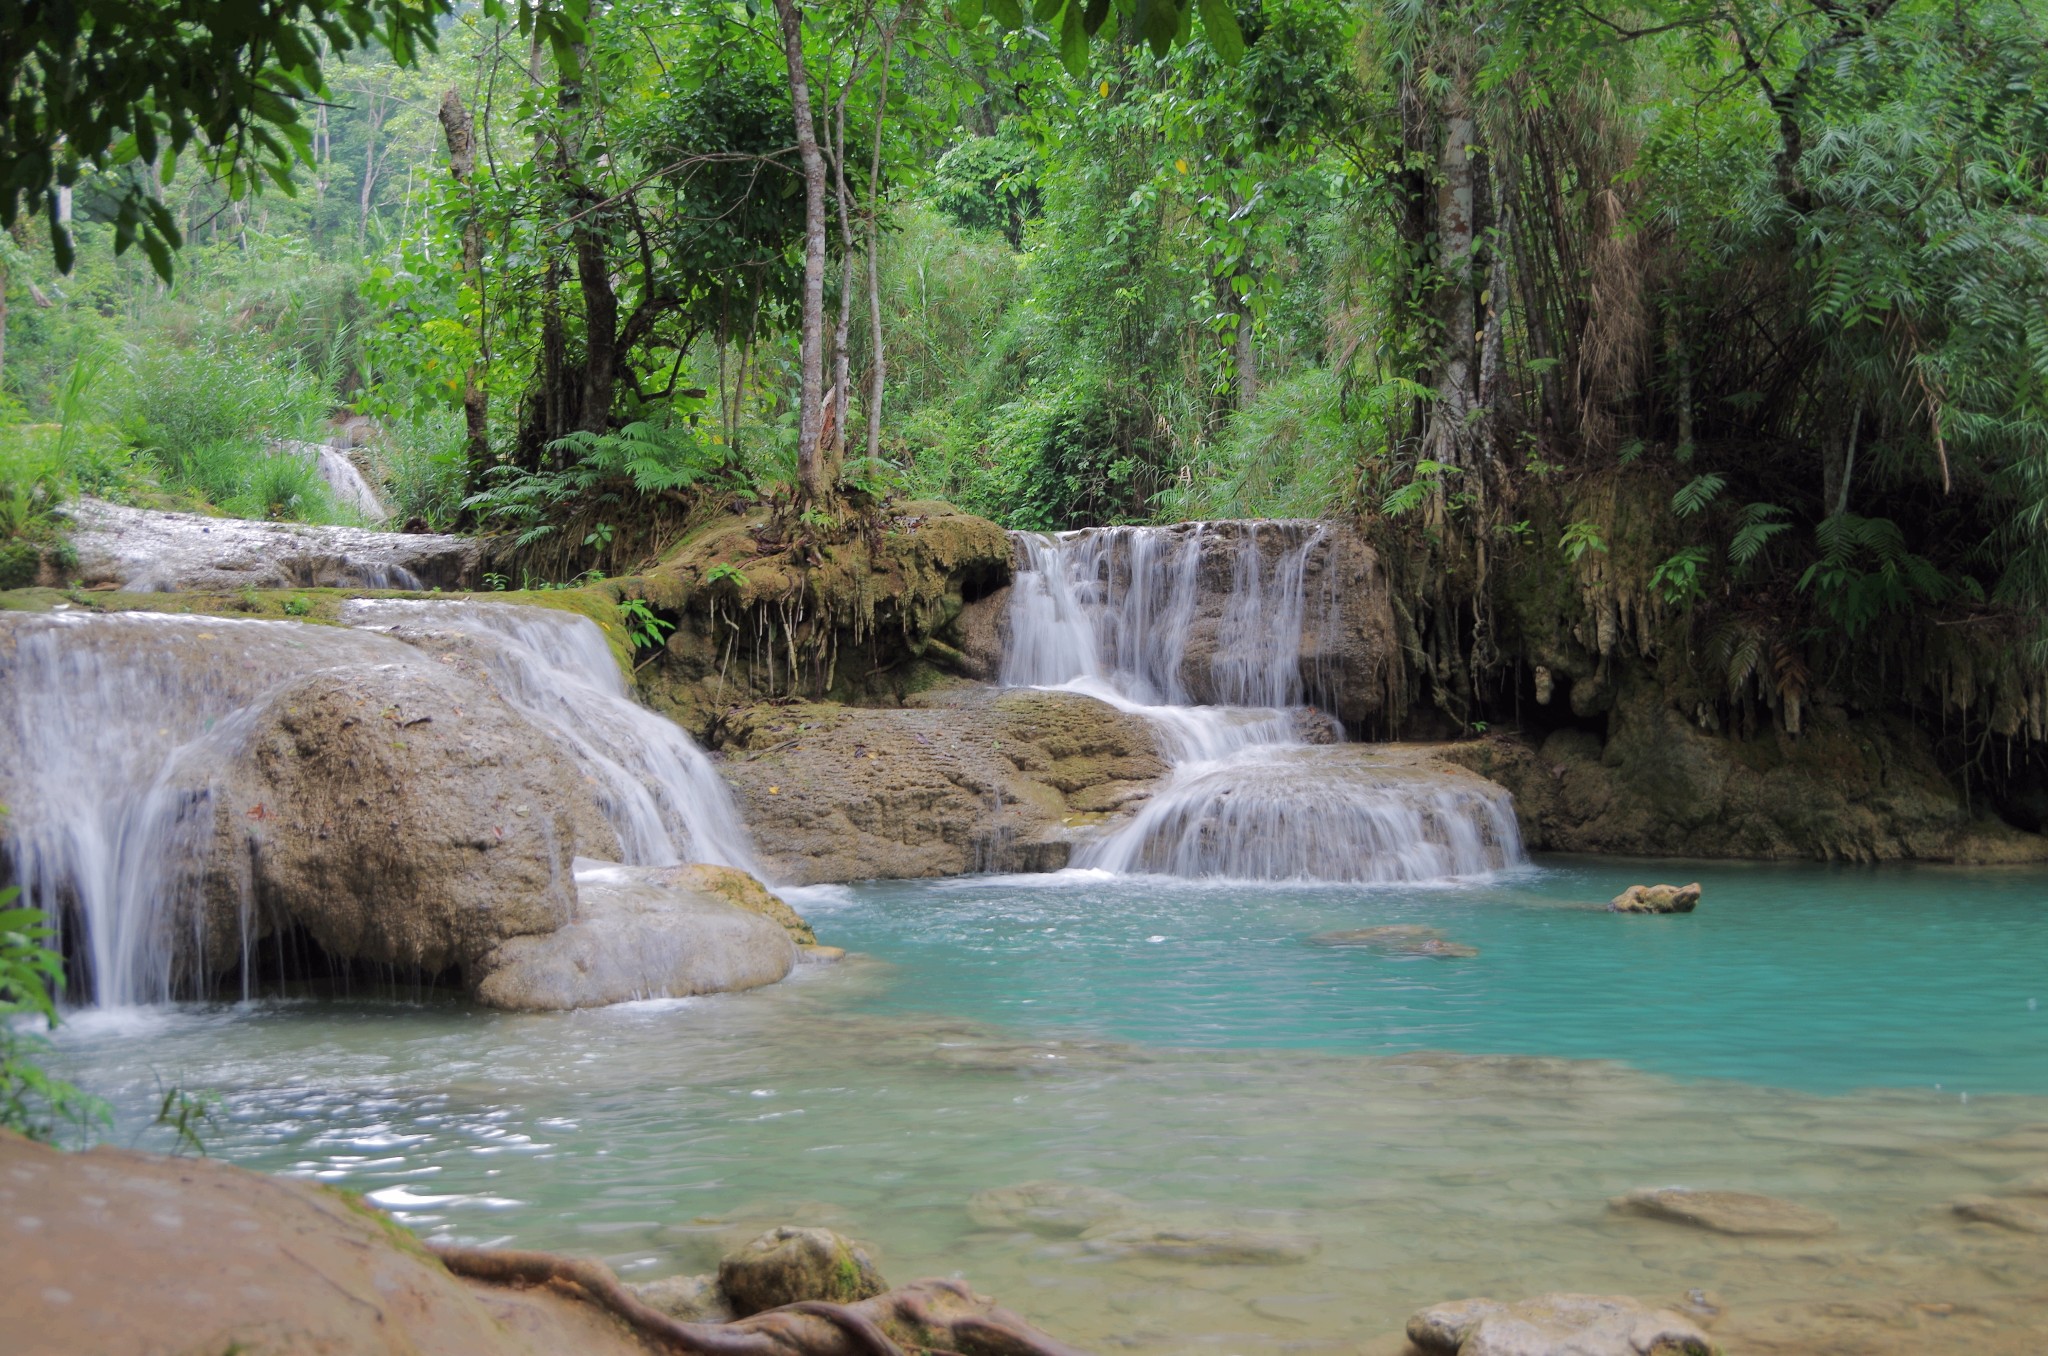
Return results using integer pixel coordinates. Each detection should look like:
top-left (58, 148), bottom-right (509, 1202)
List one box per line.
top-left (716, 684), bottom-right (1167, 883)
top-left (195, 655), bottom-right (620, 984)
top-left (1407, 1293), bottom-right (1716, 1356)
top-left (716, 1226), bottom-right (888, 1317)
top-left (472, 860), bottom-right (797, 1011)
top-left (1, 1130), bottom-right (651, 1356)
top-left (56, 497), bottom-right (480, 592)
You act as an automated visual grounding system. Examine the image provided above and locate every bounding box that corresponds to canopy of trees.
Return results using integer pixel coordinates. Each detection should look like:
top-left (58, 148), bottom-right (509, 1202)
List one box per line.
top-left (2, 0), bottom-right (2044, 790)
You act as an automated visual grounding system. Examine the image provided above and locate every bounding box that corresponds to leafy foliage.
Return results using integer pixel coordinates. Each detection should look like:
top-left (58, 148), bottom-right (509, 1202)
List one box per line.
top-left (0, 886), bottom-right (109, 1143)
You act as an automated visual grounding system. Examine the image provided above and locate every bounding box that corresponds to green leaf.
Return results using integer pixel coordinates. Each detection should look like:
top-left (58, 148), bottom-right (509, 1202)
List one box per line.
top-left (987, 0), bottom-right (1024, 26)
top-left (1059, 2), bottom-right (1089, 77)
top-left (1196, 0), bottom-right (1244, 62)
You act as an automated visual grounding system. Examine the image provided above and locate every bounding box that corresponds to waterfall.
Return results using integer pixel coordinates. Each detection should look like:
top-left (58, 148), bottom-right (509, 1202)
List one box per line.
top-left (1003, 523), bottom-right (1523, 883)
top-left (341, 601), bottom-right (758, 872)
top-left (0, 603), bottom-right (760, 1007)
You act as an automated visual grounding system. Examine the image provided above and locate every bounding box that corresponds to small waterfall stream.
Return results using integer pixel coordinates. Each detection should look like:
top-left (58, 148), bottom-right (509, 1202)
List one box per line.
top-left (1, 603), bottom-right (760, 1006)
top-left (1004, 524), bottom-right (1523, 883)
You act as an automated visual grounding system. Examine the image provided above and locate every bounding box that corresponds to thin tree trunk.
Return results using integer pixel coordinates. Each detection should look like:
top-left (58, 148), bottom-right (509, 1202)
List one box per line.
top-left (830, 99), bottom-right (857, 458)
top-left (357, 95), bottom-right (386, 247)
top-left (1232, 286), bottom-right (1256, 408)
top-left (774, 0), bottom-right (831, 503)
top-left (0, 264), bottom-right (9, 396)
top-left (438, 90), bottom-right (492, 474)
top-left (863, 7), bottom-right (903, 461)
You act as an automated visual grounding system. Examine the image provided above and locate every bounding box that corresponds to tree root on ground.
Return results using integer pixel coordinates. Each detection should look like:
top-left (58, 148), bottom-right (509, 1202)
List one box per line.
top-left (431, 1242), bottom-right (1092, 1356)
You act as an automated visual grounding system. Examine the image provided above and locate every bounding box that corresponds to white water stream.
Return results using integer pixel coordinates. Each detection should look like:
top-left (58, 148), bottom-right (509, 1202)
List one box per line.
top-left (0, 603), bottom-right (758, 1006)
top-left (1004, 524), bottom-right (1523, 882)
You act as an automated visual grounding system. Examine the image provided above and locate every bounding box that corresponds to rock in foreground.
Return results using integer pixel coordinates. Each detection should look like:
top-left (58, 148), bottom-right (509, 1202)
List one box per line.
top-left (1609, 882), bottom-right (1702, 914)
top-left (1, 1130), bottom-right (651, 1356)
top-left (1407, 1293), bottom-right (1716, 1356)
top-left (1611, 1187), bottom-right (1835, 1237)
top-left (716, 1225), bottom-right (888, 1316)
top-left (474, 860), bottom-right (799, 1011)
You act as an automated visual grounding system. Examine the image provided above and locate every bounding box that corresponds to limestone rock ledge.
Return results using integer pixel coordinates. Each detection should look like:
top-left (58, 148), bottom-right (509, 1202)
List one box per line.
top-left (474, 859), bottom-right (798, 1011)
top-left (715, 685), bottom-right (1167, 883)
top-left (1444, 688), bottom-right (2048, 863)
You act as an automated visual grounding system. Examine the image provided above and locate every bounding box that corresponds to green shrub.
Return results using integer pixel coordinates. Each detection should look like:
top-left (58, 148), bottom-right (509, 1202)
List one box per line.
top-left (0, 885), bottom-right (109, 1144)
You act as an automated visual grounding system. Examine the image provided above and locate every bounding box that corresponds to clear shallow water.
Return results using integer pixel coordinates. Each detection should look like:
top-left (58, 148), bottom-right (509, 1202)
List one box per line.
top-left (46, 860), bottom-right (2048, 1354)
top-left (817, 858), bottom-right (2048, 1095)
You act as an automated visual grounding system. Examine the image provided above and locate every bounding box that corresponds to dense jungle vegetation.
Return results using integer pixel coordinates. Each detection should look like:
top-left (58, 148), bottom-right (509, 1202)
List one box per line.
top-left (1, 0), bottom-right (2044, 775)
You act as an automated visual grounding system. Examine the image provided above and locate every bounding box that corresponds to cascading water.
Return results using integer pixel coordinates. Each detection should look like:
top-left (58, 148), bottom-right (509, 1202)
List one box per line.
top-left (1003, 524), bottom-right (1523, 883)
top-left (340, 600), bottom-right (757, 871)
top-left (0, 603), bottom-right (759, 1006)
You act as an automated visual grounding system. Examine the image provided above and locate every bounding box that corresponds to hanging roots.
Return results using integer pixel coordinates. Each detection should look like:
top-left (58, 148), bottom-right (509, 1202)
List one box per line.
top-left (430, 1242), bottom-right (1093, 1356)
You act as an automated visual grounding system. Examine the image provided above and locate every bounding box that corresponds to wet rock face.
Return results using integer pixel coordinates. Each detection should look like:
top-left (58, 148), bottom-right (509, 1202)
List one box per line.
top-left (196, 657), bottom-right (615, 983)
top-left (716, 1226), bottom-right (888, 1317)
top-left (1609, 882), bottom-right (1702, 914)
top-left (716, 685), bottom-right (1167, 883)
top-left (1444, 685), bottom-right (2048, 864)
top-left (1611, 1187), bottom-right (1836, 1237)
top-left (472, 860), bottom-right (796, 1011)
top-left (1407, 1293), bottom-right (1717, 1356)
top-left (57, 497), bottom-right (480, 592)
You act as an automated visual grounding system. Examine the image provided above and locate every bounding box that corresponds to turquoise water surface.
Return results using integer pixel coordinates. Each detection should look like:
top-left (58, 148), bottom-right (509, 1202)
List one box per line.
top-left (812, 858), bottom-right (2048, 1095)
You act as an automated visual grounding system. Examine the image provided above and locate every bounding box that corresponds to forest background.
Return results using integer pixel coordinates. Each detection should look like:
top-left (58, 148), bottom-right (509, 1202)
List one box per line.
top-left (1, 0), bottom-right (2045, 778)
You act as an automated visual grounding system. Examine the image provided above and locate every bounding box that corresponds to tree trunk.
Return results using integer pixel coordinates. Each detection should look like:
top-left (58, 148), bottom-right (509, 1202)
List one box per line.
top-left (830, 99), bottom-right (856, 458)
top-left (1232, 286), bottom-right (1256, 409)
top-left (864, 8), bottom-right (903, 462)
top-left (1422, 69), bottom-right (1482, 467)
top-left (437, 90), bottom-right (492, 475)
top-left (774, 0), bottom-right (832, 503)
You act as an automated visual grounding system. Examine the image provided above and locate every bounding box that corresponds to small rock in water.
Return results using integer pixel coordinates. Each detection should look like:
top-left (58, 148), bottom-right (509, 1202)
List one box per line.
top-left (1952, 1195), bottom-right (2048, 1234)
top-left (1609, 882), bottom-right (1703, 914)
top-left (1079, 1220), bottom-right (1318, 1265)
top-left (2000, 1170), bottom-right (2048, 1197)
top-left (1611, 1187), bottom-right (1836, 1237)
top-left (1406, 1293), bottom-right (1715, 1355)
top-left (966, 1181), bottom-right (1138, 1236)
top-left (1308, 924), bottom-right (1479, 958)
top-left (629, 1272), bottom-right (732, 1323)
top-left (716, 1226), bottom-right (887, 1316)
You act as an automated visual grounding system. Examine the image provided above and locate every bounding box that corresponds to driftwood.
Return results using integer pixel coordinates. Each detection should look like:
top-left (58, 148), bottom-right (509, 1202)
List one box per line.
top-left (431, 1242), bottom-right (1091, 1356)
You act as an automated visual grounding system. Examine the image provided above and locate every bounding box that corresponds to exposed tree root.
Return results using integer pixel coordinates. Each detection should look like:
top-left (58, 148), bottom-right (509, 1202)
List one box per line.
top-left (430, 1243), bottom-right (1091, 1356)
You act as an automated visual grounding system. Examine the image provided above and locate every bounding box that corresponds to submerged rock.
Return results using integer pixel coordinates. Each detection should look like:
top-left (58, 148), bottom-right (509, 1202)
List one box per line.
top-left (966, 1181), bottom-right (1139, 1236)
top-left (716, 1225), bottom-right (888, 1316)
top-left (57, 496), bottom-right (479, 591)
top-left (1406, 1293), bottom-right (1716, 1356)
top-left (473, 859), bottom-right (796, 1011)
top-left (629, 1271), bottom-right (733, 1323)
top-left (1309, 924), bottom-right (1480, 957)
top-left (1952, 1195), bottom-right (2048, 1234)
top-left (1611, 1187), bottom-right (1836, 1237)
top-left (1609, 882), bottom-right (1702, 914)
top-left (1078, 1220), bottom-right (1317, 1265)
